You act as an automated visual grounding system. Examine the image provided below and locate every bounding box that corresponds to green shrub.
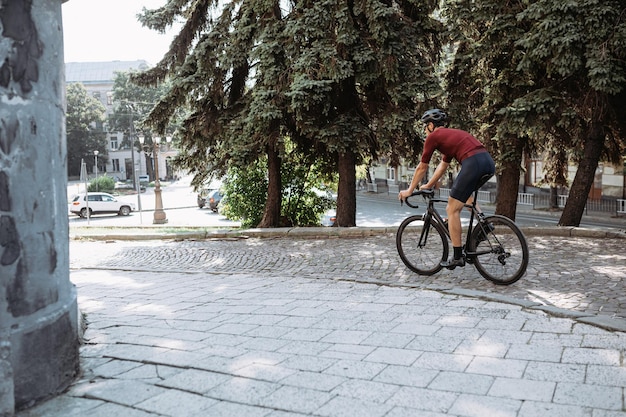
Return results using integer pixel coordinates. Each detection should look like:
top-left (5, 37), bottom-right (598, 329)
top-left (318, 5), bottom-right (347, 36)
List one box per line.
top-left (87, 176), bottom-right (115, 193)
top-left (220, 156), bottom-right (336, 228)
top-left (220, 160), bottom-right (268, 228)
top-left (281, 161), bottom-right (335, 227)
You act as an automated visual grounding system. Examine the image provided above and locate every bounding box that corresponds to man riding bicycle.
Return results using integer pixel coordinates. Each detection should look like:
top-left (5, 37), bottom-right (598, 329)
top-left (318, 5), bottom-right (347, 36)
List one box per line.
top-left (398, 109), bottom-right (496, 269)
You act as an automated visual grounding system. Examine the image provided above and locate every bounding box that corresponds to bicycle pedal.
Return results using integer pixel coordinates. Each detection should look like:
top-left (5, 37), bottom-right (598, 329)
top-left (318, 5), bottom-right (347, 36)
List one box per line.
top-left (440, 258), bottom-right (465, 269)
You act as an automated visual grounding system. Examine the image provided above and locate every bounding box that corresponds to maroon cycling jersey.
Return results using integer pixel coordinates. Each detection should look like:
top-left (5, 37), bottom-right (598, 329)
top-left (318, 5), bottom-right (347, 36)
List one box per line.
top-left (421, 127), bottom-right (486, 164)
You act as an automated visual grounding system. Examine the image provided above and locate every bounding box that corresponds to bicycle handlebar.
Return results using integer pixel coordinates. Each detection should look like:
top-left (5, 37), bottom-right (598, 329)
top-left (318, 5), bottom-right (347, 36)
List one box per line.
top-left (401, 189), bottom-right (435, 208)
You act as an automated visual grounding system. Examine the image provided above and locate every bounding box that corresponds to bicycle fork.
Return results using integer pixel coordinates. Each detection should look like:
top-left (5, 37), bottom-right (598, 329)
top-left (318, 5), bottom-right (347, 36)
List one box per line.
top-left (417, 213), bottom-right (431, 248)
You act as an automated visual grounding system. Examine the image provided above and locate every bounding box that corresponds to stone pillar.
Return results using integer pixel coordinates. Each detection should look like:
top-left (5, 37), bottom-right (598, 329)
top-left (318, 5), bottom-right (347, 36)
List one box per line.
top-left (0, 333), bottom-right (14, 416)
top-left (0, 0), bottom-right (79, 414)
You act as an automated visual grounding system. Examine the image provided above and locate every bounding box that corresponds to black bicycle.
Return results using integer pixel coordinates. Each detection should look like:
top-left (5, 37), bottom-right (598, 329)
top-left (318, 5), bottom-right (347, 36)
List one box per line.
top-left (396, 184), bottom-right (529, 285)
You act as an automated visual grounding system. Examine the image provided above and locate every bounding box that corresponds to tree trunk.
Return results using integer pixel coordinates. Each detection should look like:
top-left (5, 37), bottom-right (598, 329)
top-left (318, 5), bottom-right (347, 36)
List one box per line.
top-left (494, 135), bottom-right (523, 220)
top-left (335, 150), bottom-right (357, 227)
top-left (558, 122), bottom-right (604, 226)
top-left (550, 186), bottom-right (558, 209)
top-left (495, 161), bottom-right (519, 220)
top-left (257, 141), bottom-right (282, 228)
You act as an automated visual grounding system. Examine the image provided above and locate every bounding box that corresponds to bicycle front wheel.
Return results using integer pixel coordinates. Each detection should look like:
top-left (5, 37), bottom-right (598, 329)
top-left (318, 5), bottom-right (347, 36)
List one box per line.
top-left (396, 215), bottom-right (448, 275)
top-left (468, 215), bottom-right (528, 285)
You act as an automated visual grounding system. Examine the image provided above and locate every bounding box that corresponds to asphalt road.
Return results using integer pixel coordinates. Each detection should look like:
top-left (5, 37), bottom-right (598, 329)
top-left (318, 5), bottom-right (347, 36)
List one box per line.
top-left (67, 179), bottom-right (625, 230)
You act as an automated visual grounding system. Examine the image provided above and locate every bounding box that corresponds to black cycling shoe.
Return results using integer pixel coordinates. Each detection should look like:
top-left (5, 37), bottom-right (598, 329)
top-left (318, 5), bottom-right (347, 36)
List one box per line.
top-left (440, 257), bottom-right (465, 269)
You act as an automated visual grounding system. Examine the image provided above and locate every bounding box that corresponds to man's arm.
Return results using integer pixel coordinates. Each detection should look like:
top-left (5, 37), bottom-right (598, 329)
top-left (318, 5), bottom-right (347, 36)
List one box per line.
top-left (398, 162), bottom-right (428, 200)
top-left (408, 162), bottom-right (428, 192)
top-left (422, 160), bottom-right (449, 189)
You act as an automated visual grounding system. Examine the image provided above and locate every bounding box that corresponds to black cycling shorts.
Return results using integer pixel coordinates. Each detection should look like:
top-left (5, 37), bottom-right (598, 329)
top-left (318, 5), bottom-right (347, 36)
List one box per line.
top-left (449, 152), bottom-right (495, 202)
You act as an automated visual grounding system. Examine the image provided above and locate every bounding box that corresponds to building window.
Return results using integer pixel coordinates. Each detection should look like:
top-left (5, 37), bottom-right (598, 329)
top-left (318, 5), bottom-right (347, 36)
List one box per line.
top-left (387, 166), bottom-right (395, 181)
top-left (112, 159), bottom-right (120, 172)
top-left (110, 135), bottom-right (118, 150)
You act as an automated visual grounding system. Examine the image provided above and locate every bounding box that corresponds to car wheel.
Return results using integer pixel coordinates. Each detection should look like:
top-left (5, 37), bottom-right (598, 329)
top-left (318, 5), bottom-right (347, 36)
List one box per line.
top-left (79, 208), bottom-right (91, 218)
top-left (119, 206), bottom-right (131, 216)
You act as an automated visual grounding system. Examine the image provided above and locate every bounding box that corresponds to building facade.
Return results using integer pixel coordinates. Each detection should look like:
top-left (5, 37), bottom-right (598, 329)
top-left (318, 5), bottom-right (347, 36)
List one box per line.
top-left (65, 61), bottom-right (178, 182)
top-left (370, 155), bottom-right (625, 201)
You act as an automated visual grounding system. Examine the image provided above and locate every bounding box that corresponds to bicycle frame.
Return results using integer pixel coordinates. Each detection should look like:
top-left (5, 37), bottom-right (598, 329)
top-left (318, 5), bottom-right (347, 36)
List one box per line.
top-left (411, 190), bottom-right (493, 260)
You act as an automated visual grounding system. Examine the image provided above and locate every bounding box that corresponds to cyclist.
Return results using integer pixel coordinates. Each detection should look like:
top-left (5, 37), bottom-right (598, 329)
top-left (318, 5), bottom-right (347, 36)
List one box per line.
top-left (398, 109), bottom-right (495, 268)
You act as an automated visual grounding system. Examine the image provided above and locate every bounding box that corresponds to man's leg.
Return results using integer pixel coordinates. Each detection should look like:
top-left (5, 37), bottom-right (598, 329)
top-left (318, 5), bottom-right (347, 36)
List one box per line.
top-left (441, 197), bottom-right (466, 268)
top-left (446, 197), bottom-right (465, 248)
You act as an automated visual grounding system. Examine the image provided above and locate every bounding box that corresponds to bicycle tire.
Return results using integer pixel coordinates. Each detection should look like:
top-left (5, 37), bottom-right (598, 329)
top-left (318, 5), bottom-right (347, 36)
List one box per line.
top-left (467, 215), bottom-right (529, 285)
top-left (396, 215), bottom-right (448, 275)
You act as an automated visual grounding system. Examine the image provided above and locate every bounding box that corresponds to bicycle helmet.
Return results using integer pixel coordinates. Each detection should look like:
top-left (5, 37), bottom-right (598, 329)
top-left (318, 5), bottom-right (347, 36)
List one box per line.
top-left (420, 109), bottom-right (448, 126)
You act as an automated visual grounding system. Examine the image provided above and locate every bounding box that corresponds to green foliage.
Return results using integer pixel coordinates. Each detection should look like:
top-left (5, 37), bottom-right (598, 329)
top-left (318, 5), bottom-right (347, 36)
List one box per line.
top-left (66, 83), bottom-right (107, 177)
top-left (517, 0), bottom-right (626, 95)
top-left (220, 150), bottom-right (336, 228)
top-left (87, 176), bottom-right (115, 193)
top-left (443, 0), bottom-right (626, 166)
top-left (443, 0), bottom-right (626, 224)
top-left (513, 0), bottom-right (626, 167)
top-left (220, 160), bottom-right (269, 229)
top-left (133, 0), bottom-right (443, 224)
top-left (281, 152), bottom-right (337, 227)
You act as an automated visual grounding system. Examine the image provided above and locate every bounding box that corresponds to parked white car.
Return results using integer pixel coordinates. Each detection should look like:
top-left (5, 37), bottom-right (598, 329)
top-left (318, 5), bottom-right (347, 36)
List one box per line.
top-left (69, 192), bottom-right (136, 218)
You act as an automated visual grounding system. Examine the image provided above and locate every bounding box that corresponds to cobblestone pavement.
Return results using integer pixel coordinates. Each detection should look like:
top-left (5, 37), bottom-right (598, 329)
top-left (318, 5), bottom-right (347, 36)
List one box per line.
top-left (70, 233), bottom-right (626, 329)
top-left (17, 233), bottom-right (626, 417)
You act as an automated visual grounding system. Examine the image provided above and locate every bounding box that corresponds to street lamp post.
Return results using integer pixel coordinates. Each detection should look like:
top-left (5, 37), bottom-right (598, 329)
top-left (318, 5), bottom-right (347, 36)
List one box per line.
top-left (152, 136), bottom-right (172, 224)
top-left (139, 135), bottom-right (171, 224)
top-left (94, 150), bottom-right (99, 191)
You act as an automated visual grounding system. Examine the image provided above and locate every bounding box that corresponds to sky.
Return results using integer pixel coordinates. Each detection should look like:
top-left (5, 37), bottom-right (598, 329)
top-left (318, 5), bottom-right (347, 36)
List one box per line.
top-left (62, 0), bottom-right (178, 64)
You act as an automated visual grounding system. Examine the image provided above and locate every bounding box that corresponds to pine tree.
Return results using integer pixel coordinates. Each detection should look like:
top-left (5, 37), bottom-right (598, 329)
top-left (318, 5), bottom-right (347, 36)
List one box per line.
top-left (515, 0), bottom-right (626, 226)
top-left (443, 0), bottom-right (626, 225)
top-left (133, 0), bottom-right (441, 227)
top-left (442, 0), bottom-right (535, 220)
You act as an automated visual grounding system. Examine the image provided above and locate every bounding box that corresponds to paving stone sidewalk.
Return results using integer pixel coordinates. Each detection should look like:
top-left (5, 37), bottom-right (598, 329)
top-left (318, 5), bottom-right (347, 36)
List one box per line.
top-left (18, 233), bottom-right (626, 417)
top-left (70, 234), bottom-right (626, 327)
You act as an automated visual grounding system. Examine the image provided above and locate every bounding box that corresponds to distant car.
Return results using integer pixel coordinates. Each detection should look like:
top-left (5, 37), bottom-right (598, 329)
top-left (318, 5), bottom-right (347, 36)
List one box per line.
top-left (321, 210), bottom-right (337, 227)
top-left (114, 182), bottom-right (146, 193)
top-left (198, 189), bottom-right (223, 212)
top-left (69, 192), bottom-right (136, 218)
top-left (197, 179), bottom-right (223, 208)
top-left (206, 190), bottom-right (223, 212)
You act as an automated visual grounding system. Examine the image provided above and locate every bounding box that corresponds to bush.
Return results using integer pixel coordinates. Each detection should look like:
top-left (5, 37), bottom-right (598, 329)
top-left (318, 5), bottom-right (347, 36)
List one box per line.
top-left (220, 161), bottom-right (268, 228)
top-left (87, 176), bottom-right (115, 193)
top-left (220, 156), bottom-right (336, 228)
top-left (281, 162), bottom-right (336, 227)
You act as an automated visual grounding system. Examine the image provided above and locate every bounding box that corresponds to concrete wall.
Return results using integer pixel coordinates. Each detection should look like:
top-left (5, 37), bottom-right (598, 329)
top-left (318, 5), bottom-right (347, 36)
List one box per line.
top-left (0, 0), bottom-right (79, 414)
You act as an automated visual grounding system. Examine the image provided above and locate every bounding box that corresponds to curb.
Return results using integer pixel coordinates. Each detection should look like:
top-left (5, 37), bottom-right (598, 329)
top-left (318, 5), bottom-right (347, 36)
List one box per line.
top-left (70, 225), bottom-right (626, 241)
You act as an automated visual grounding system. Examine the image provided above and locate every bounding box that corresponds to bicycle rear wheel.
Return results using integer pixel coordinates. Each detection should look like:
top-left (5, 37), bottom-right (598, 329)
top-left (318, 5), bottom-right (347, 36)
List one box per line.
top-left (468, 215), bottom-right (528, 285)
top-left (396, 215), bottom-right (448, 275)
